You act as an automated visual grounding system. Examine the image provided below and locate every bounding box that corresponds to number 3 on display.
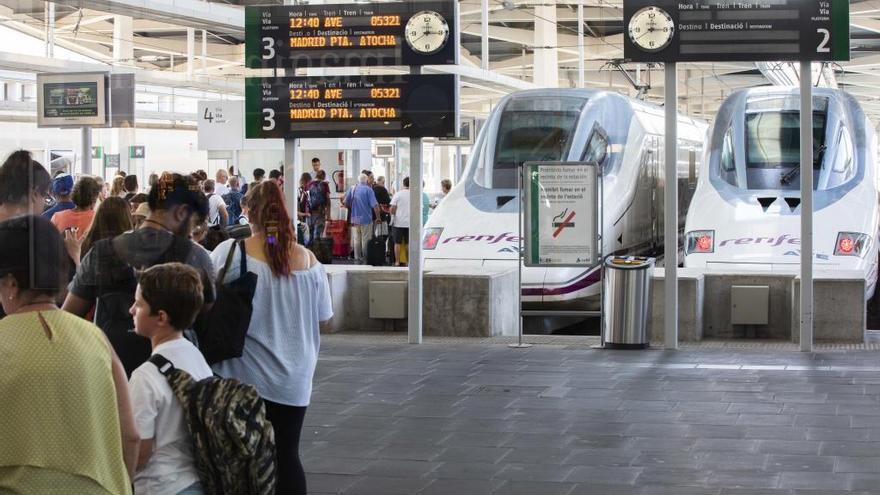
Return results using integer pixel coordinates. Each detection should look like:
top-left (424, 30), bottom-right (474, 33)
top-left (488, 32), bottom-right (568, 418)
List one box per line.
top-left (262, 109), bottom-right (276, 131)
top-left (817, 28), bottom-right (830, 53)
top-left (262, 37), bottom-right (275, 59)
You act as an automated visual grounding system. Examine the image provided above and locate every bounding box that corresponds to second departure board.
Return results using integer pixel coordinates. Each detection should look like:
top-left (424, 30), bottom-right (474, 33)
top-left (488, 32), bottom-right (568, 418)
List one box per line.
top-left (245, 1), bottom-right (457, 68)
top-left (623, 0), bottom-right (849, 63)
top-left (245, 74), bottom-right (457, 139)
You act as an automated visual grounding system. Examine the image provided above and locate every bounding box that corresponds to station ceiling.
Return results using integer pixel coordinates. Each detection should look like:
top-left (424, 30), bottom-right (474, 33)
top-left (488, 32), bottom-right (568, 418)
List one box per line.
top-left (0, 0), bottom-right (879, 123)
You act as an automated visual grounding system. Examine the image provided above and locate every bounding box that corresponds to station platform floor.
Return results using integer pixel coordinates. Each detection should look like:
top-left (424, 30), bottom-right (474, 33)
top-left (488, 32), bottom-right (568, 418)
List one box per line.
top-left (304, 333), bottom-right (880, 495)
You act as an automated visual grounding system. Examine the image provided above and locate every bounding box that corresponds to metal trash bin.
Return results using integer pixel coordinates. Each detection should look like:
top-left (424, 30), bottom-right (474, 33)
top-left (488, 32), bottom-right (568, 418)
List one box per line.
top-left (602, 256), bottom-right (655, 349)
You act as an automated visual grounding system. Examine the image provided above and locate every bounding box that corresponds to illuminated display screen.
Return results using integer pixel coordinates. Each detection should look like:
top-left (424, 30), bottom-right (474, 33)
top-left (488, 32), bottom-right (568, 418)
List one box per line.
top-left (245, 0), bottom-right (457, 68)
top-left (43, 82), bottom-right (99, 118)
top-left (245, 74), bottom-right (457, 139)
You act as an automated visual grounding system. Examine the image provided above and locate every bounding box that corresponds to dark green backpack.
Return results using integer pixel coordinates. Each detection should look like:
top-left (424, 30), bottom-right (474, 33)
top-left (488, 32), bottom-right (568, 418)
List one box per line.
top-left (149, 354), bottom-right (276, 495)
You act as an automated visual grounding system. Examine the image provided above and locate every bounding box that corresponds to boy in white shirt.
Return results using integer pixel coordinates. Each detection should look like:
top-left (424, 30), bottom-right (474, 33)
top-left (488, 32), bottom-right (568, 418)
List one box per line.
top-left (128, 263), bottom-right (212, 495)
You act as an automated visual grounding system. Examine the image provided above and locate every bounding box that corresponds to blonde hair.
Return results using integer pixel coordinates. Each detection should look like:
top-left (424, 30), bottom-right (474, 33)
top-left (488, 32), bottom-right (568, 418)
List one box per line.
top-left (110, 176), bottom-right (125, 197)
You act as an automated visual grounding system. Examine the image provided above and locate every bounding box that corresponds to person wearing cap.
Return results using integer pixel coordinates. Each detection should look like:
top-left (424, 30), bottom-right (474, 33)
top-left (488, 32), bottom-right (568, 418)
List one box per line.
top-left (0, 215), bottom-right (139, 494)
top-left (42, 173), bottom-right (75, 219)
top-left (63, 172), bottom-right (216, 375)
top-left (131, 201), bottom-right (151, 229)
top-left (0, 150), bottom-right (51, 221)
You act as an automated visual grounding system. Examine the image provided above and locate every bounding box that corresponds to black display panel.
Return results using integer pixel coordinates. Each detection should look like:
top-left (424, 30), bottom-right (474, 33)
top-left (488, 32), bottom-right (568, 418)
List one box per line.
top-left (245, 74), bottom-right (456, 139)
top-left (623, 0), bottom-right (849, 63)
top-left (245, 1), bottom-right (457, 68)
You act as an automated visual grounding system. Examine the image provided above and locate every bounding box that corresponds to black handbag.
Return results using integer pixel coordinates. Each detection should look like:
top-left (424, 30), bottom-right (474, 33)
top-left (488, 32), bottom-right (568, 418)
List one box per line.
top-left (194, 239), bottom-right (258, 365)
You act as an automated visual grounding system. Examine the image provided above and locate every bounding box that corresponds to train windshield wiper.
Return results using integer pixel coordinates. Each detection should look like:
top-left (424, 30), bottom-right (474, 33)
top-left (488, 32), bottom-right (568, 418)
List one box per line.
top-left (780, 145), bottom-right (826, 185)
top-left (780, 166), bottom-right (799, 185)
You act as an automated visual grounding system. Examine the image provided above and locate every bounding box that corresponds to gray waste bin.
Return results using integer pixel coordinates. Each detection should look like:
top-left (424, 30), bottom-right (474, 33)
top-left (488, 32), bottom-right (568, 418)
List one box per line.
top-left (602, 256), bottom-right (655, 349)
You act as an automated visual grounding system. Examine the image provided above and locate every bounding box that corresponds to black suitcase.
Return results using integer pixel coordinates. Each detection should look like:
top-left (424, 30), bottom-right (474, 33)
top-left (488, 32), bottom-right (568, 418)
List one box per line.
top-left (367, 236), bottom-right (386, 266)
top-left (311, 237), bottom-right (333, 264)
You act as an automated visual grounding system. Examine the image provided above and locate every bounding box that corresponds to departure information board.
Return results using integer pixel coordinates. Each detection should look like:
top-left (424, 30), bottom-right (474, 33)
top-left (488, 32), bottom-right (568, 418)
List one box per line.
top-left (623, 0), bottom-right (849, 63)
top-left (245, 74), bottom-right (456, 139)
top-left (245, 1), bottom-right (457, 68)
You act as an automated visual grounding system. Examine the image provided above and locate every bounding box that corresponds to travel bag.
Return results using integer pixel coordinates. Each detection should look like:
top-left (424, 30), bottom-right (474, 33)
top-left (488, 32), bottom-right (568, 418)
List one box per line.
top-left (367, 236), bottom-right (386, 266)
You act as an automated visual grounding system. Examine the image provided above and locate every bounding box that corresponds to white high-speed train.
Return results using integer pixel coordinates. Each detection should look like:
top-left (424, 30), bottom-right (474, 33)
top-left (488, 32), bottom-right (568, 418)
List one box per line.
top-left (423, 89), bottom-right (707, 308)
top-left (684, 87), bottom-right (880, 298)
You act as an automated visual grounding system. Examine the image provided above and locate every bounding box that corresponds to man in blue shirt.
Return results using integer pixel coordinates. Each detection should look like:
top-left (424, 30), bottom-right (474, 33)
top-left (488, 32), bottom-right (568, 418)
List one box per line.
top-left (41, 173), bottom-right (75, 219)
top-left (343, 173), bottom-right (380, 263)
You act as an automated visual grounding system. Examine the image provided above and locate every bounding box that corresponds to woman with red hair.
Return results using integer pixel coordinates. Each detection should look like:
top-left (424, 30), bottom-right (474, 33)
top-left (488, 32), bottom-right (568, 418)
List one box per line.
top-left (209, 180), bottom-right (332, 495)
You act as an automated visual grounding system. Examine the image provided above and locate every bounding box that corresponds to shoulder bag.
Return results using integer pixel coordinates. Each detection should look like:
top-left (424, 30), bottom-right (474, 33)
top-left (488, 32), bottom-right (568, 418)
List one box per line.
top-left (194, 240), bottom-right (258, 364)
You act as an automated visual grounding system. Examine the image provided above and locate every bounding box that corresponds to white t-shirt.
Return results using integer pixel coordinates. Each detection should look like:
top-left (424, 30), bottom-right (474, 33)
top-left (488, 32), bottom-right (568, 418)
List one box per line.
top-left (206, 194), bottom-right (226, 226)
top-left (130, 338), bottom-right (213, 495)
top-left (390, 189), bottom-right (411, 228)
top-left (214, 182), bottom-right (230, 197)
top-left (210, 239), bottom-right (333, 406)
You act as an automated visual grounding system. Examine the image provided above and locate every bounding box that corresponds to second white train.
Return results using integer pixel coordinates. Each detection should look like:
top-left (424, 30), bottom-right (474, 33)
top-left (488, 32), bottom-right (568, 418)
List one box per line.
top-left (684, 87), bottom-right (880, 298)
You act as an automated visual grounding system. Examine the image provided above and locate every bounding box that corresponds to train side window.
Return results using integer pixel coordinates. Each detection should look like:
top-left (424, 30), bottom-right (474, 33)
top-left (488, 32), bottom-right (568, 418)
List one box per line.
top-left (582, 125), bottom-right (609, 168)
top-left (833, 127), bottom-right (853, 175)
top-left (720, 128), bottom-right (735, 172)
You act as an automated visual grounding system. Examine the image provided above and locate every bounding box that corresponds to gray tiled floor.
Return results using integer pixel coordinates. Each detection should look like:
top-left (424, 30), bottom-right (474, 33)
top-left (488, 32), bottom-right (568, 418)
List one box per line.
top-left (303, 335), bottom-right (880, 494)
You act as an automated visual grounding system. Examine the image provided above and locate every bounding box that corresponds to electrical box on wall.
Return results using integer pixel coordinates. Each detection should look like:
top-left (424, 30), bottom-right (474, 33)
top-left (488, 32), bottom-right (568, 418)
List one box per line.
top-left (730, 285), bottom-right (770, 325)
top-left (369, 281), bottom-right (407, 319)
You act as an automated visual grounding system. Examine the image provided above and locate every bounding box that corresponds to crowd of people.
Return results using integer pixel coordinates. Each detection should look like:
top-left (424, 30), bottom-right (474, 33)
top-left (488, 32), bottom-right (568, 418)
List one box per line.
top-left (294, 157), bottom-right (451, 266)
top-left (0, 150), bottom-right (331, 495)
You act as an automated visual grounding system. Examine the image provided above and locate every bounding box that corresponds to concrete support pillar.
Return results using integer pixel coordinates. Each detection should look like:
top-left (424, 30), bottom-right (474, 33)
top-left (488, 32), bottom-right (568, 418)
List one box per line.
top-left (577, 0), bottom-right (584, 88)
top-left (202, 30), bottom-right (208, 73)
top-left (113, 15), bottom-right (133, 65)
top-left (187, 28), bottom-right (195, 78)
top-left (533, 4), bottom-right (558, 87)
top-left (45, 2), bottom-right (55, 58)
top-left (480, 0), bottom-right (489, 70)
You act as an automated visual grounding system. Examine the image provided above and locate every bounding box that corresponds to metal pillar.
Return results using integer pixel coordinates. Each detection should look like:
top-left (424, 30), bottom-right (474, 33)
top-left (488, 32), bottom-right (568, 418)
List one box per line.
top-left (81, 126), bottom-right (92, 175)
top-left (283, 138), bottom-right (299, 224)
top-left (409, 136), bottom-right (423, 344)
top-left (577, 1), bottom-right (585, 88)
top-left (799, 60), bottom-right (814, 352)
top-left (664, 63), bottom-right (678, 350)
top-left (480, 0), bottom-right (489, 71)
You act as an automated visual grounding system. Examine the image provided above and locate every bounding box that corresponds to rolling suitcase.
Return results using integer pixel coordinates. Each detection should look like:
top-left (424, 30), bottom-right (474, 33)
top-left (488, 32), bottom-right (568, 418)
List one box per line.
top-left (311, 237), bottom-right (333, 264)
top-left (367, 236), bottom-right (386, 266)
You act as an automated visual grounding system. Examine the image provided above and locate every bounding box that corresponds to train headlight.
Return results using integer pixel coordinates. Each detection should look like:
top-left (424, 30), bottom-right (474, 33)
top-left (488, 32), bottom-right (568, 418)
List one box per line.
top-left (834, 232), bottom-right (870, 257)
top-left (685, 230), bottom-right (714, 254)
top-left (423, 228), bottom-right (443, 250)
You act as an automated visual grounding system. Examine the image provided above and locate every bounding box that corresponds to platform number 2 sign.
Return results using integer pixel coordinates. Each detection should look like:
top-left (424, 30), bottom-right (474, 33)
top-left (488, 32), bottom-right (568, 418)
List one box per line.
top-left (816, 28), bottom-right (830, 53)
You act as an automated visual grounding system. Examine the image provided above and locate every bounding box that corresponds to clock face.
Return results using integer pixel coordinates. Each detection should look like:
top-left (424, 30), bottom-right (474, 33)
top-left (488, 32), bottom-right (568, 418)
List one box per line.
top-left (628, 6), bottom-right (675, 53)
top-left (405, 10), bottom-right (450, 55)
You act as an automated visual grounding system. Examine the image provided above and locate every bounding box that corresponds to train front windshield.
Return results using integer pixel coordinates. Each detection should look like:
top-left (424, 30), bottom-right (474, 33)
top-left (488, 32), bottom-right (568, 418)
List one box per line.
top-left (746, 112), bottom-right (826, 171)
top-left (474, 97), bottom-right (586, 189)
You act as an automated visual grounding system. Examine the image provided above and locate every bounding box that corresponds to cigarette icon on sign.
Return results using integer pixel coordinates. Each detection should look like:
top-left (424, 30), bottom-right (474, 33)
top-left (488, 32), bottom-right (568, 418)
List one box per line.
top-left (552, 210), bottom-right (576, 238)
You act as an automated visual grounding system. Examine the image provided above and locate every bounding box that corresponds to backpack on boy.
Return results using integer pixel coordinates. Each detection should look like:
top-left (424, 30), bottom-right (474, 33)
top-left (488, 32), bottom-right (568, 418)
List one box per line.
top-left (94, 234), bottom-right (192, 376)
top-left (149, 354), bottom-right (276, 495)
top-left (307, 179), bottom-right (328, 212)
